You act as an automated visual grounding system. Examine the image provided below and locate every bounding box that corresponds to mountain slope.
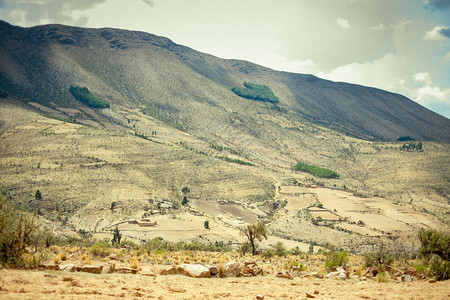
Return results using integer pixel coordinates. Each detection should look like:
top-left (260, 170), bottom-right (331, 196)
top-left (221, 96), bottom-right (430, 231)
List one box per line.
top-left (0, 21), bottom-right (449, 251)
top-left (0, 20), bottom-right (449, 143)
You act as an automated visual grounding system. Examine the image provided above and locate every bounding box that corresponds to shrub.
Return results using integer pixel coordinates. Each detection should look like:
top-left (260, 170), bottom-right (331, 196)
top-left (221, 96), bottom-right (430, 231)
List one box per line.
top-left (418, 229), bottom-right (449, 281)
top-left (324, 250), bottom-right (348, 271)
top-left (231, 82), bottom-right (279, 103)
top-left (284, 260), bottom-right (304, 271)
top-left (274, 241), bottom-right (287, 257)
top-left (69, 86), bottom-right (110, 108)
top-left (364, 249), bottom-right (395, 273)
top-left (292, 162), bottom-right (340, 179)
top-left (0, 195), bottom-right (38, 265)
top-left (376, 271), bottom-right (390, 282)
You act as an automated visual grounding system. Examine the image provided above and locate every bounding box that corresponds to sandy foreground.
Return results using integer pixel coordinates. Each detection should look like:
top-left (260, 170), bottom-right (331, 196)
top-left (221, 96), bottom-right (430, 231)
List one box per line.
top-left (0, 269), bottom-right (449, 300)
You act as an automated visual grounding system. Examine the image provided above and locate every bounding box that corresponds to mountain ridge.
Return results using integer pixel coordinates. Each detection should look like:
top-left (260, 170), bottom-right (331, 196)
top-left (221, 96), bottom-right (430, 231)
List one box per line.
top-left (0, 20), bottom-right (449, 142)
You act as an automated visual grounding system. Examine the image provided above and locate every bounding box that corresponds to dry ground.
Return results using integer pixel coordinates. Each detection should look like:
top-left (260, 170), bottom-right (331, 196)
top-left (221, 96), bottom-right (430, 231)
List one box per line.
top-left (0, 269), bottom-right (448, 299)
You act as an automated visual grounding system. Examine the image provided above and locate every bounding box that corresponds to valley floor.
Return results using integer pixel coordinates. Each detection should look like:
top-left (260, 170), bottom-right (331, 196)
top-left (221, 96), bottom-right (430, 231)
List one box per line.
top-left (0, 269), bottom-right (448, 300)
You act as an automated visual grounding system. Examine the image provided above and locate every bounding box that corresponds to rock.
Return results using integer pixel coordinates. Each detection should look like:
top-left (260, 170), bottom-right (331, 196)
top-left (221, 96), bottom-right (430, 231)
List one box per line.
top-left (364, 266), bottom-right (378, 277)
top-left (224, 262), bottom-right (241, 277)
top-left (179, 264), bottom-right (211, 278)
top-left (59, 264), bottom-right (75, 272)
top-left (326, 271), bottom-right (339, 278)
top-left (405, 267), bottom-right (420, 278)
top-left (160, 266), bottom-right (180, 275)
top-left (301, 272), bottom-right (317, 278)
top-left (276, 271), bottom-right (293, 280)
top-left (207, 265), bottom-right (218, 276)
top-left (103, 263), bottom-right (115, 274)
top-left (428, 279), bottom-right (436, 283)
top-left (39, 264), bottom-right (60, 271)
top-left (305, 292), bottom-right (316, 298)
top-left (256, 295), bottom-right (265, 300)
top-left (81, 265), bottom-right (103, 274)
top-left (401, 274), bottom-right (412, 282)
top-left (108, 253), bottom-right (119, 260)
top-left (241, 260), bottom-right (262, 277)
top-left (116, 267), bottom-right (138, 274)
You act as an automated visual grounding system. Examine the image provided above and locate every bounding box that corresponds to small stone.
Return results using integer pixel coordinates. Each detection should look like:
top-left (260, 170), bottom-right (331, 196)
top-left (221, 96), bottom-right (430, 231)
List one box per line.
top-left (428, 279), bottom-right (436, 283)
top-left (305, 292), bottom-right (316, 298)
top-left (256, 295), bottom-right (264, 300)
top-left (314, 290), bottom-right (319, 295)
top-left (402, 274), bottom-right (412, 282)
top-left (276, 272), bottom-right (293, 280)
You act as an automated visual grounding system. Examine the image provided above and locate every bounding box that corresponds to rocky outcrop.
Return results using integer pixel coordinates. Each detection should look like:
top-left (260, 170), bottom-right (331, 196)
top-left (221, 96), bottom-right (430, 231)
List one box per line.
top-left (240, 260), bottom-right (262, 277)
top-left (80, 265), bottom-right (103, 274)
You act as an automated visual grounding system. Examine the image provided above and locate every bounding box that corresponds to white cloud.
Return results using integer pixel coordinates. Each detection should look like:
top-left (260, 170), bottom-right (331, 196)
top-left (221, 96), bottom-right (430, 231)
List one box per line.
top-left (412, 72), bottom-right (432, 84)
top-left (336, 18), bottom-right (350, 29)
top-left (445, 52), bottom-right (450, 60)
top-left (412, 72), bottom-right (450, 105)
top-left (423, 25), bottom-right (448, 40)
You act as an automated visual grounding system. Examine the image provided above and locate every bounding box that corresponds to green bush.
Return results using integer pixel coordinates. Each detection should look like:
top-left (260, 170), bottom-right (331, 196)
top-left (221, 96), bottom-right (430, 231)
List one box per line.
top-left (232, 82), bottom-right (279, 103)
top-left (364, 249), bottom-right (395, 273)
top-left (292, 162), bottom-right (340, 179)
top-left (324, 250), bottom-right (348, 271)
top-left (69, 86), bottom-right (110, 108)
top-left (0, 195), bottom-right (38, 265)
top-left (418, 229), bottom-right (449, 280)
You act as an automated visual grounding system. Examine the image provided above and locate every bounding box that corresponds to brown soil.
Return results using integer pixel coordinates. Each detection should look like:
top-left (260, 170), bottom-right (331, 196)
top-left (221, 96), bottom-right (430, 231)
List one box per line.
top-left (0, 269), bottom-right (448, 299)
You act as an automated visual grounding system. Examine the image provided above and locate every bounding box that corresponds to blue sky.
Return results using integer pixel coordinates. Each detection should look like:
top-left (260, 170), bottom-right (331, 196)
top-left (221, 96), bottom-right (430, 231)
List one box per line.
top-left (1, 0), bottom-right (449, 118)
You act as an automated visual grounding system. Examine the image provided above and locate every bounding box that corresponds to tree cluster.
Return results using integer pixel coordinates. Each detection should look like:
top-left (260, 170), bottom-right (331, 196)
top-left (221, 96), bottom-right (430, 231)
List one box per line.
top-left (231, 82), bottom-right (279, 103)
top-left (69, 86), bottom-right (110, 109)
top-left (292, 162), bottom-right (340, 179)
top-left (400, 142), bottom-right (422, 151)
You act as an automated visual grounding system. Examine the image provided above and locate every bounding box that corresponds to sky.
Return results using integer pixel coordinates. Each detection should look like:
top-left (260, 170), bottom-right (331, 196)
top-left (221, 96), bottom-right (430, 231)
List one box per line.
top-left (0, 0), bottom-right (449, 118)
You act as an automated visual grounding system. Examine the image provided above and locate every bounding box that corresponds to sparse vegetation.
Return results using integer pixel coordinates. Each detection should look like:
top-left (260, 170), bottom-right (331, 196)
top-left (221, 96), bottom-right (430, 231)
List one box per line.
top-left (292, 162), bottom-right (340, 178)
top-left (232, 82), bottom-right (279, 103)
top-left (69, 86), bottom-right (110, 108)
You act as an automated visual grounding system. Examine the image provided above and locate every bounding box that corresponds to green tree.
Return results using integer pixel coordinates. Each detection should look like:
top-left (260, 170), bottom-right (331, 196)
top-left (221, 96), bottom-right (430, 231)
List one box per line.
top-left (110, 201), bottom-right (117, 210)
top-left (111, 226), bottom-right (122, 246)
top-left (204, 220), bottom-right (210, 229)
top-left (241, 222), bottom-right (267, 255)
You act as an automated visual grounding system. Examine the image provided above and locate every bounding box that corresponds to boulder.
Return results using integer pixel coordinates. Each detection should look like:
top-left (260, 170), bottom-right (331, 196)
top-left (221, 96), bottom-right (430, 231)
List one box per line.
top-left (241, 260), bottom-right (262, 277)
top-left (108, 253), bottom-right (119, 261)
top-left (59, 264), bottom-right (75, 272)
top-left (224, 261), bottom-right (241, 277)
top-left (405, 267), bottom-right (419, 278)
top-left (103, 263), bottom-right (115, 274)
top-left (364, 266), bottom-right (378, 277)
top-left (179, 264), bottom-right (211, 278)
top-left (160, 266), bottom-right (180, 275)
top-left (276, 271), bottom-right (293, 280)
top-left (81, 265), bottom-right (103, 274)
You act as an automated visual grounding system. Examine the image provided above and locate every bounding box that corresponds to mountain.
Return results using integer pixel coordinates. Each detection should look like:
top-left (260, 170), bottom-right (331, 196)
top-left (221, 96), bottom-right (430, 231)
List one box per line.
top-left (0, 20), bottom-right (448, 142)
top-left (0, 21), bottom-right (449, 252)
